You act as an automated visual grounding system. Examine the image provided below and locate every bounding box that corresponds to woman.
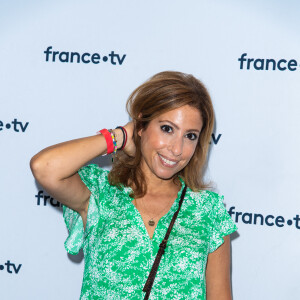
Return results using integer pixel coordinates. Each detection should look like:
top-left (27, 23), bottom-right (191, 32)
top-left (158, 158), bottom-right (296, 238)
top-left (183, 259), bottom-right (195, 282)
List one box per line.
top-left (30, 71), bottom-right (237, 300)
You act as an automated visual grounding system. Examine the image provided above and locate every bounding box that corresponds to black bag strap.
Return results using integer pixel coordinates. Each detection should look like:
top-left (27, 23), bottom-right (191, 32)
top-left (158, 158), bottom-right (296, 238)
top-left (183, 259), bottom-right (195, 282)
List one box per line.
top-left (143, 185), bottom-right (187, 300)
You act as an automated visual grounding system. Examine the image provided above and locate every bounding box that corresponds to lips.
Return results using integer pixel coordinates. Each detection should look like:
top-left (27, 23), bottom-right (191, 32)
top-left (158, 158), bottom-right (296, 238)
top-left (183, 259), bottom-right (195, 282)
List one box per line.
top-left (158, 154), bottom-right (179, 167)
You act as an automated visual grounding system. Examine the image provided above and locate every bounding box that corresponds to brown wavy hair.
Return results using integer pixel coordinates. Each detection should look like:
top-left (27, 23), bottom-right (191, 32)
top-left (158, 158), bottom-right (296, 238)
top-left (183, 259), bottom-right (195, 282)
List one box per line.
top-left (108, 71), bottom-right (214, 198)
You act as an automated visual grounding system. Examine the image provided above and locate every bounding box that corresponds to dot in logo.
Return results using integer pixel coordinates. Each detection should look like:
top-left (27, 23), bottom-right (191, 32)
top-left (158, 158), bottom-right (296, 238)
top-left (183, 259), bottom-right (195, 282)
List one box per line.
top-left (102, 56), bottom-right (108, 62)
top-left (0, 265), bottom-right (4, 270)
top-left (6, 123), bottom-right (11, 129)
top-left (287, 220), bottom-right (293, 226)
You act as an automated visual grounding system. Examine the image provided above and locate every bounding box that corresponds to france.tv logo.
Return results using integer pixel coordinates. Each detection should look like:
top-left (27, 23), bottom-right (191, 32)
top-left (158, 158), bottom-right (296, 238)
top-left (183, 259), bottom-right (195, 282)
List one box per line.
top-left (0, 260), bottom-right (22, 274)
top-left (228, 206), bottom-right (300, 229)
top-left (238, 53), bottom-right (298, 71)
top-left (44, 46), bottom-right (126, 65)
top-left (0, 118), bottom-right (29, 132)
top-left (35, 190), bottom-right (62, 207)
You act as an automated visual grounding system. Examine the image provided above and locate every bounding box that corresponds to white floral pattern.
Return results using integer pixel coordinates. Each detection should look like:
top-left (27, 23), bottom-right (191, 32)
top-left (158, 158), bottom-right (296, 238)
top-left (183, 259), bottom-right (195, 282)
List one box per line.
top-left (63, 164), bottom-right (237, 299)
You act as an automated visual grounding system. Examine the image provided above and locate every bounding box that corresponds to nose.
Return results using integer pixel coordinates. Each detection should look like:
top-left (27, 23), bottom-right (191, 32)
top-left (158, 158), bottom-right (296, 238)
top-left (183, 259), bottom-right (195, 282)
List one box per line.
top-left (169, 136), bottom-right (183, 156)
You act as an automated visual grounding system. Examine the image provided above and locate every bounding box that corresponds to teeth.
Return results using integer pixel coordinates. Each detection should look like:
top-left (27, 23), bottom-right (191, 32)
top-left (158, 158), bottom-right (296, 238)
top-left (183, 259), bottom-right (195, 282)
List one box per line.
top-left (159, 155), bottom-right (177, 166)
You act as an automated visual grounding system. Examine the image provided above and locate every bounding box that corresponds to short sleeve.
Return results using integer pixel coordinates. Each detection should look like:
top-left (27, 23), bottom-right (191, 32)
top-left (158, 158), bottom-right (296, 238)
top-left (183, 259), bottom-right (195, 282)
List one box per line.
top-left (208, 194), bottom-right (237, 253)
top-left (62, 164), bottom-right (109, 255)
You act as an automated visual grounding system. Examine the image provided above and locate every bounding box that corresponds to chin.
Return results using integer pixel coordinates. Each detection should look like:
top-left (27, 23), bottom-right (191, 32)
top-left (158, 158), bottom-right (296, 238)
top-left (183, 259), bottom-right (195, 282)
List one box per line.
top-left (153, 167), bottom-right (181, 181)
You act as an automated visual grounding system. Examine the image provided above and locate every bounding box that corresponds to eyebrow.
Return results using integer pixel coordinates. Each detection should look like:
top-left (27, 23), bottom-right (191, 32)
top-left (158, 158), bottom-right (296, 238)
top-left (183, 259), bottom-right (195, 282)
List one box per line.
top-left (158, 120), bottom-right (201, 132)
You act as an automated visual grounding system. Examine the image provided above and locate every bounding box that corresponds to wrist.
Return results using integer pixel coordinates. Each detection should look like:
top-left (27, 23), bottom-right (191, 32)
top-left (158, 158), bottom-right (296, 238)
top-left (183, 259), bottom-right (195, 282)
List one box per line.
top-left (113, 128), bottom-right (124, 150)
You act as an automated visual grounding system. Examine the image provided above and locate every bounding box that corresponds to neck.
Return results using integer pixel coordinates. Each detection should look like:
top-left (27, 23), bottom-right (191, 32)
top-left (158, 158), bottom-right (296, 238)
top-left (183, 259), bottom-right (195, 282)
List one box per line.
top-left (142, 169), bottom-right (181, 197)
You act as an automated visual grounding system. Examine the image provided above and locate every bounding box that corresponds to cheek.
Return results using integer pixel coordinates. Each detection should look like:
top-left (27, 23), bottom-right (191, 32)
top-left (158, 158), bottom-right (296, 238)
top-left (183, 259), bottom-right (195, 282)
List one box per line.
top-left (142, 130), bottom-right (166, 150)
top-left (183, 143), bottom-right (198, 159)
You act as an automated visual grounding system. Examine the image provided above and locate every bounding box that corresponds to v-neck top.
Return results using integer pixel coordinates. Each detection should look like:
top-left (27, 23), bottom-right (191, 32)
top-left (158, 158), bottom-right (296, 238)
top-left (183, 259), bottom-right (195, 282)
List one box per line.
top-left (63, 164), bottom-right (237, 300)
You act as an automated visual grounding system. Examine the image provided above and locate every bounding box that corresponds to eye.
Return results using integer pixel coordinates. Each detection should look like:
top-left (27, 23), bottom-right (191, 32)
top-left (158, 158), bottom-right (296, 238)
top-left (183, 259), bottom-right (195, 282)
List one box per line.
top-left (186, 132), bottom-right (198, 141)
top-left (161, 125), bottom-right (173, 133)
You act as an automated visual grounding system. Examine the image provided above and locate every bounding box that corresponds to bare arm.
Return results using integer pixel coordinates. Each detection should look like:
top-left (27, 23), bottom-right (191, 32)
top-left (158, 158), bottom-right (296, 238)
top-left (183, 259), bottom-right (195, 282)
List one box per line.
top-left (206, 235), bottom-right (232, 300)
top-left (30, 123), bottom-right (134, 229)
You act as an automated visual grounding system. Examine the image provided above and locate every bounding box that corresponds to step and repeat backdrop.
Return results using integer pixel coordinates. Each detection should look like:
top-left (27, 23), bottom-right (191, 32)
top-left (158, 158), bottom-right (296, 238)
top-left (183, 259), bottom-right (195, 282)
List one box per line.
top-left (1, 0), bottom-right (299, 299)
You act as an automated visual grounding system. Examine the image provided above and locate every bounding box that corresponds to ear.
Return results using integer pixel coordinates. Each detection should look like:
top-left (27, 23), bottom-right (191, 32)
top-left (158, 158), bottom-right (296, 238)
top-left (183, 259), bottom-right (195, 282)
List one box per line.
top-left (138, 127), bottom-right (143, 137)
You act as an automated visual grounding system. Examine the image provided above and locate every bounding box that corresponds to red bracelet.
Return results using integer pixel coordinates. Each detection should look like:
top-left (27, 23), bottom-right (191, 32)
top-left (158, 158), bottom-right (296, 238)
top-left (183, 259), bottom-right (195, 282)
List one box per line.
top-left (99, 129), bottom-right (114, 154)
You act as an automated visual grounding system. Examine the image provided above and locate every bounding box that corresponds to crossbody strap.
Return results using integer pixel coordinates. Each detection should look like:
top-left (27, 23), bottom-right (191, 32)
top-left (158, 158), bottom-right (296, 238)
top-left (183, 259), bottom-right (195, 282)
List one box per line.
top-left (143, 185), bottom-right (187, 300)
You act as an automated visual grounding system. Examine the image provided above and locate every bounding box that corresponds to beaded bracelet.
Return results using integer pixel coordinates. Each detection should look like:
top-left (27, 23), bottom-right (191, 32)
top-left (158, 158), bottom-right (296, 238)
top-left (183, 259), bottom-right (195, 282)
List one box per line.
top-left (109, 129), bottom-right (118, 154)
top-left (97, 127), bottom-right (126, 155)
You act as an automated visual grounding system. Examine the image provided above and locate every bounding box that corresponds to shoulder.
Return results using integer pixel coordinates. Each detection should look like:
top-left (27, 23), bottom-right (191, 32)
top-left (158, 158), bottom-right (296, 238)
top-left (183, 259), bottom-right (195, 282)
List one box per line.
top-left (184, 188), bottom-right (227, 219)
top-left (78, 164), bottom-right (109, 180)
top-left (187, 188), bottom-right (223, 206)
top-left (78, 164), bottom-right (130, 196)
top-left (78, 164), bottom-right (112, 193)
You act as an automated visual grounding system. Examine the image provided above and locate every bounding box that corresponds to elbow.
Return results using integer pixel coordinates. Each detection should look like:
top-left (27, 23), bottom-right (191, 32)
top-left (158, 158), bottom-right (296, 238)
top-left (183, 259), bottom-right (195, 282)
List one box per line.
top-left (30, 153), bottom-right (64, 190)
top-left (30, 153), bottom-right (53, 185)
top-left (30, 154), bottom-right (45, 181)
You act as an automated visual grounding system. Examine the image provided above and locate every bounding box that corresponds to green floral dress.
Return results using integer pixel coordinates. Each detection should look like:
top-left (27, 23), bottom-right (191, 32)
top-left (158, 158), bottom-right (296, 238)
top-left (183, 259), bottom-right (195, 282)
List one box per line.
top-left (63, 164), bottom-right (237, 300)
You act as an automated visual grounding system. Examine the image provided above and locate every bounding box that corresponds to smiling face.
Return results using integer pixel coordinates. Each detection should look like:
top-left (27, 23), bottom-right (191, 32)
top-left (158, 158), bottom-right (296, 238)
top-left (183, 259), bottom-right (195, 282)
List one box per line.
top-left (138, 105), bottom-right (203, 184)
